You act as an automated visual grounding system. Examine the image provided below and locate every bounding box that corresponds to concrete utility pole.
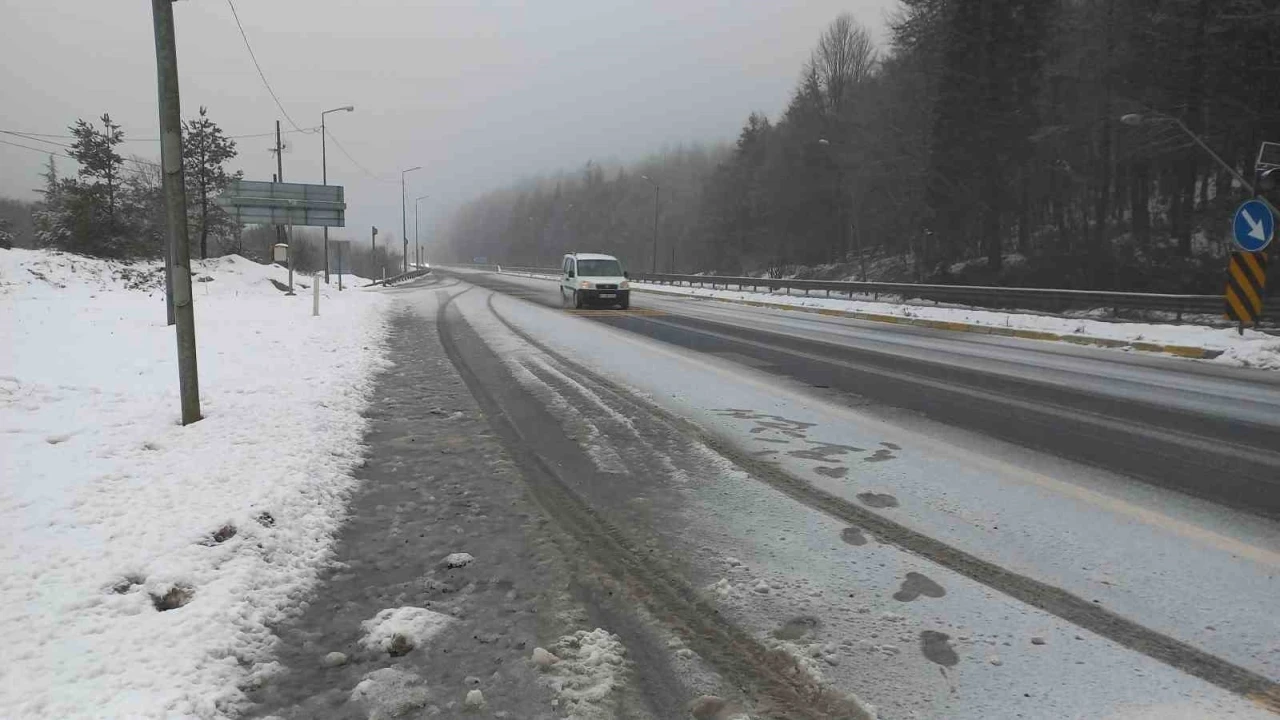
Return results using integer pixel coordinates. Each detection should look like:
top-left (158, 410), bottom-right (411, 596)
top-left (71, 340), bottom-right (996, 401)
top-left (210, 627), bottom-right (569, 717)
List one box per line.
top-left (163, 204), bottom-right (175, 326)
top-left (320, 105), bottom-right (354, 284)
top-left (401, 166), bottom-right (421, 273)
top-left (151, 0), bottom-right (201, 425)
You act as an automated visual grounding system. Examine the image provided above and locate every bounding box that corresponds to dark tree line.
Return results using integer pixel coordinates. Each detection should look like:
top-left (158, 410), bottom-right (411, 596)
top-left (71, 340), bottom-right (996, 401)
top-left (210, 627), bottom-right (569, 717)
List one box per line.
top-left (445, 1), bottom-right (1280, 292)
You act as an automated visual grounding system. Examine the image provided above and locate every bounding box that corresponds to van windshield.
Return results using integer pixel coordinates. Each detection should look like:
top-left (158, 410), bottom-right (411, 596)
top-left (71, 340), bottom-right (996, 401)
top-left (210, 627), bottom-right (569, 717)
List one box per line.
top-left (577, 259), bottom-right (622, 277)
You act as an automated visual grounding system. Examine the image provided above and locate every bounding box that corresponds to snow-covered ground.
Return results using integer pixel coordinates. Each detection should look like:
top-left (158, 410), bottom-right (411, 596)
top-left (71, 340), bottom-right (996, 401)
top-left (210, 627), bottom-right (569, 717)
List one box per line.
top-left (0, 249), bottom-right (390, 718)
top-left (483, 268), bottom-right (1280, 370)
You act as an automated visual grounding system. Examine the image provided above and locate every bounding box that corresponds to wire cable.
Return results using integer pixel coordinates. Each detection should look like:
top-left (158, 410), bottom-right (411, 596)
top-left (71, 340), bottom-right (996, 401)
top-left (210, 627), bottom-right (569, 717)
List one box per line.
top-left (323, 127), bottom-right (400, 184)
top-left (1, 126), bottom-right (320, 142)
top-left (0, 135), bottom-right (160, 168)
top-left (223, 0), bottom-right (315, 134)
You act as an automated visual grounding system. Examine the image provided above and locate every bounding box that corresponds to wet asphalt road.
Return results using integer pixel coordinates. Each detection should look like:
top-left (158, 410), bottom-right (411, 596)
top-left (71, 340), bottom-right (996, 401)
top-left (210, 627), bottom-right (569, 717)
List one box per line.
top-left (442, 270), bottom-right (1280, 518)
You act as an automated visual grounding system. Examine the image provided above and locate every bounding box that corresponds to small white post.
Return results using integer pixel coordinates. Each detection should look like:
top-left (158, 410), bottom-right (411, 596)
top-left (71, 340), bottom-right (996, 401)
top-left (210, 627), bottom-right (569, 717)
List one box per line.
top-left (286, 225), bottom-right (295, 295)
top-left (313, 272), bottom-right (320, 317)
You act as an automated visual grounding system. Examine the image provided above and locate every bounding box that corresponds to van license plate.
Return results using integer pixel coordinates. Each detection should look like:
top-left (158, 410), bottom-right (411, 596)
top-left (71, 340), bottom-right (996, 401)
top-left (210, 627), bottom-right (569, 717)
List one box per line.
top-left (599, 293), bottom-right (616, 299)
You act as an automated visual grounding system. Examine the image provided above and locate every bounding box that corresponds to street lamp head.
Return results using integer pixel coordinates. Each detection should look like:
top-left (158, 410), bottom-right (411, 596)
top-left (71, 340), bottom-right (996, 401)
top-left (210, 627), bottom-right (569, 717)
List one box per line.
top-left (1119, 113), bottom-right (1145, 127)
top-left (641, 175), bottom-right (650, 181)
top-left (404, 166), bottom-right (422, 173)
top-left (323, 105), bottom-right (355, 116)
top-left (818, 138), bottom-right (831, 145)
top-left (341, 105), bottom-right (354, 112)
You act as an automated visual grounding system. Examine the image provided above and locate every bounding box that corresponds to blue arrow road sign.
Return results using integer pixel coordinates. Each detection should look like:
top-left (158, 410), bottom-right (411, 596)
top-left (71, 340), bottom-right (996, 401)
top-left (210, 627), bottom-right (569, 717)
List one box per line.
top-left (1232, 199), bottom-right (1274, 252)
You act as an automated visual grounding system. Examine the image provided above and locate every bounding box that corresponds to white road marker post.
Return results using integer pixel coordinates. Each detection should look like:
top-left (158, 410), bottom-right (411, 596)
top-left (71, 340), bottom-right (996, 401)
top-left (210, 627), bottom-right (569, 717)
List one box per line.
top-left (313, 271), bottom-right (320, 317)
top-left (286, 224), bottom-right (295, 295)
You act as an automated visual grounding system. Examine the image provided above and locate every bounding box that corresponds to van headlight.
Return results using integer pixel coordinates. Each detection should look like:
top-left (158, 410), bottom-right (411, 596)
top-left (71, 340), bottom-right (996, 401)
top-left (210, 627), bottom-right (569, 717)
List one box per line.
top-left (619, 280), bottom-right (630, 289)
top-left (579, 281), bottom-right (593, 289)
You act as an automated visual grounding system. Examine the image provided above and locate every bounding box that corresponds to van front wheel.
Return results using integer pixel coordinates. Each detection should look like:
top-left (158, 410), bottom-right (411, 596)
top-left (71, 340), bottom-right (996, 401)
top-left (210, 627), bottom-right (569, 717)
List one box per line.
top-left (573, 290), bottom-right (584, 309)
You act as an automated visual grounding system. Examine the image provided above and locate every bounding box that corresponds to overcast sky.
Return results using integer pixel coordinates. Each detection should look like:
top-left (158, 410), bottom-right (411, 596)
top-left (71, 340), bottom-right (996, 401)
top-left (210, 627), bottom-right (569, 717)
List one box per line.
top-left (1, 0), bottom-right (894, 247)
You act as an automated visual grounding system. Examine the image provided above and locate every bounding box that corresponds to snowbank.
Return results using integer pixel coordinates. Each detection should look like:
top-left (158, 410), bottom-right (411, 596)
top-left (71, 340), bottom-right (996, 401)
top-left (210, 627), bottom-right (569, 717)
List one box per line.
top-left (0, 249), bottom-right (391, 718)
top-left (536, 628), bottom-right (629, 720)
top-left (359, 606), bottom-right (453, 656)
top-left (632, 282), bottom-right (1280, 370)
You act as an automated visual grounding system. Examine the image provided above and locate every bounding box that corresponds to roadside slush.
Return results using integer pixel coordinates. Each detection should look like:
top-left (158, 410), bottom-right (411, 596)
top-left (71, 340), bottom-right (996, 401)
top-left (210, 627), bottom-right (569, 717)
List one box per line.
top-left (246, 291), bottom-right (649, 719)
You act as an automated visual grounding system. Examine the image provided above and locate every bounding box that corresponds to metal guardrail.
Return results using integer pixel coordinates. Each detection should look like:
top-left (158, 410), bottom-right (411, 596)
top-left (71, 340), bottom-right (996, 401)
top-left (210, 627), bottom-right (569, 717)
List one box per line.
top-left (366, 268), bottom-right (430, 287)
top-left (445, 264), bottom-right (1267, 323)
top-left (629, 272), bottom-right (1262, 321)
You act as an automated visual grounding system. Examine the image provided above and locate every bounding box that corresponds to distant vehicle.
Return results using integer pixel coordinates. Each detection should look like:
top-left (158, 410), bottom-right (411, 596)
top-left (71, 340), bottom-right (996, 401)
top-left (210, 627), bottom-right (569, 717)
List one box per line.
top-left (559, 252), bottom-right (630, 310)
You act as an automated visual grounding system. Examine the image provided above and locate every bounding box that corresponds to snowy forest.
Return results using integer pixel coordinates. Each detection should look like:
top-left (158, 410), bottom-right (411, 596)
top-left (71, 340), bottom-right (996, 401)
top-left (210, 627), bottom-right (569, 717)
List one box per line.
top-left (442, 0), bottom-right (1280, 293)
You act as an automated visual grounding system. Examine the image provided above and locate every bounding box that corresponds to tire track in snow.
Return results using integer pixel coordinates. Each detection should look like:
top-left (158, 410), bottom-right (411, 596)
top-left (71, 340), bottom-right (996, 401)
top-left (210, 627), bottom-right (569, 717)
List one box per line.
top-left (437, 290), bottom-right (874, 720)
top-left (479, 288), bottom-right (1280, 713)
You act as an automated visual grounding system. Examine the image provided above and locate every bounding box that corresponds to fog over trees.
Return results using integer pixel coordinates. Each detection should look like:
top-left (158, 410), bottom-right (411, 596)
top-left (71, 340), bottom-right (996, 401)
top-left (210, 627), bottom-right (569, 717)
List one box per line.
top-left (444, 1), bottom-right (1280, 293)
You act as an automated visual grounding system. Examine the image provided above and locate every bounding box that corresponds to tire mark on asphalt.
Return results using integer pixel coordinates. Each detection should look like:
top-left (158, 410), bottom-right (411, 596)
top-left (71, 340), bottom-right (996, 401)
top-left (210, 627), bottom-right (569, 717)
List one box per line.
top-left (437, 290), bottom-right (872, 720)
top-left (477, 287), bottom-right (1280, 713)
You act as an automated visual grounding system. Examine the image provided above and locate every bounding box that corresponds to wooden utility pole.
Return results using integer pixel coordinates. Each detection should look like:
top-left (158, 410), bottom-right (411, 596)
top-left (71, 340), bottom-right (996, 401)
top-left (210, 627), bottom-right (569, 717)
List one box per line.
top-left (274, 121), bottom-right (285, 250)
top-left (275, 120), bottom-right (283, 182)
top-left (151, 0), bottom-right (201, 425)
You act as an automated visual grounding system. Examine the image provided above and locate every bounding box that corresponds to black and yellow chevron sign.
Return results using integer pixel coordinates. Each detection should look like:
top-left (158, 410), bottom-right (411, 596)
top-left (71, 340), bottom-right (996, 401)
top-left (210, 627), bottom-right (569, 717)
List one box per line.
top-left (1225, 251), bottom-right (1268, 327)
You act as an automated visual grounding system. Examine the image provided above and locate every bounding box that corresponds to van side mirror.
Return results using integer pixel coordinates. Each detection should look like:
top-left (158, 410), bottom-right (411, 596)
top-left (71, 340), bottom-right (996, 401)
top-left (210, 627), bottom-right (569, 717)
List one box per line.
top-left (567, 270), bottom-right (575, 278)
top-left (624, 271), bottom-right (630, 279)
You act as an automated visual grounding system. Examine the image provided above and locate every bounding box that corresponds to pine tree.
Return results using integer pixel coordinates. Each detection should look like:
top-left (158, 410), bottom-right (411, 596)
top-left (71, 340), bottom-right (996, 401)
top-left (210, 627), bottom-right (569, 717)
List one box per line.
top-left (32, 154), bottom-right (74, 251)
top-left (182, 106), bottom-right (240, 259)
top-left (68, 114), bottom-right (124, 229)
top-left (43, 114), bottom-right (129, 256)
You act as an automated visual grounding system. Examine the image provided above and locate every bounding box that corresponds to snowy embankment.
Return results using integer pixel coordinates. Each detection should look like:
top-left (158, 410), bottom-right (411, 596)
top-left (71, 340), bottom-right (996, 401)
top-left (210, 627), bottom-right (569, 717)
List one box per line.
top-left (0, 249), bottom-right (390, 718)
top-left (631, 282), bottom-right (1280, 370)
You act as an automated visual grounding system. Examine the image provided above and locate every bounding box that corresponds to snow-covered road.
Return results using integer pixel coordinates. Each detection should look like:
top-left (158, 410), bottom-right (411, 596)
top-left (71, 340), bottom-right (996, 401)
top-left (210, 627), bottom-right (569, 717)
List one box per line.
top-left (436, 270), bottom-right (1280, 717)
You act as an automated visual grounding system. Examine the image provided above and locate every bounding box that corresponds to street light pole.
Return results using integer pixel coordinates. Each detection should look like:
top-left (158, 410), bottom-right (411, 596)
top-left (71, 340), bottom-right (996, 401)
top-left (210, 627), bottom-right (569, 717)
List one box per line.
top-left (320, 105), bottom-right (354, 284)
top-left (401, 166), bottom-right (422, 273)
top-left (642, 175), bottom-right (659, 273)
top-left (1120, 112), bottom-right (1254, 194)
top-left (415, 195), bottom-right (429, 270)
top-left (819, 137), bottom-right (866, 281)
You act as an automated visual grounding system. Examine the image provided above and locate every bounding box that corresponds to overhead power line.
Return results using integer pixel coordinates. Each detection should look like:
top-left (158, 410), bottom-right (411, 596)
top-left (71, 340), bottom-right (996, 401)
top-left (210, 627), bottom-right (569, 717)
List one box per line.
top-left (224, 0), bottom-right (314, 135)
top-left (0, 133), bottom-right (160, 168)
top-left (0, 126), bottom-right (320, 142)
top-left (0, 137), bottom-right (66, 156)
top-left (323, 127), bottom-right (400, 184)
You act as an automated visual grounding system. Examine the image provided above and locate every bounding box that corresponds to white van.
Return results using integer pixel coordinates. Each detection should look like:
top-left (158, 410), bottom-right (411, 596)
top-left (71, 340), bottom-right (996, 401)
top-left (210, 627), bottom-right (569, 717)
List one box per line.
top-left (559, 253), bottom-right (631, 309)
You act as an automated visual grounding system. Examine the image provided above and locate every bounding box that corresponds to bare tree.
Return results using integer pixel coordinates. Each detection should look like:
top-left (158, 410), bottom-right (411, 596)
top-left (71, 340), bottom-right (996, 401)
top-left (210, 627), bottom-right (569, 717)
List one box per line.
top-left (805, 14), bottom-right (877, 118)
